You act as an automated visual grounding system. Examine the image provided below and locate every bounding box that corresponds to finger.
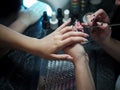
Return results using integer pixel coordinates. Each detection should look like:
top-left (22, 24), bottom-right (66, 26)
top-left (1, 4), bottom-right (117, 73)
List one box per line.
top-left (96, 22), bottom-right (111, 31)
top-left (81, 23), bottom-right (88, 26)
top-left (89, 22), bottom-right (109, 34)
top-left (51, 54), bottom-right (73, 60)
top-left (94, 9), bottom-right (107, 18)
top-left (56, 18), bottom-right (71, 31)
top-left (92, 9), bottom-right (109, 23)
top-left (86, 14), bottom-right (94, 25)
top-left (62, 31), bottom-right (89, 40)
top-left (62, 37), bottom-right (88, 47)
top-left (59, 25), bottom-right (73, 34)
top-left (86, 9), bottom-right (108, 26)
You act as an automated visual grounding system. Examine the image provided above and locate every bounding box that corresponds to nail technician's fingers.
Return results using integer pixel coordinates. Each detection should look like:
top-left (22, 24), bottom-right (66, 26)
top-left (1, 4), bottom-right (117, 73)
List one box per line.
top-left (60, 26), bottom-right (73, 34)
top-left (57, 18), bottom-right (71, 31)
top-left (62, 37), bottom-right (88, 46)
top-left (62, 32), bottom-right (89, 40)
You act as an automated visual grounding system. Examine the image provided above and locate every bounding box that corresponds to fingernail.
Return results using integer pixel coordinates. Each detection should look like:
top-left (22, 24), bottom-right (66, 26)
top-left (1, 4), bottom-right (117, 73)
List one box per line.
top-left (66, 56), bottom-right (73, 60)
top-left (85, 33), bottom-right (89, 37)
top-left (68, 18), bottom-right (71, 21)
top-left (84, 38), bottom-right (88, 42)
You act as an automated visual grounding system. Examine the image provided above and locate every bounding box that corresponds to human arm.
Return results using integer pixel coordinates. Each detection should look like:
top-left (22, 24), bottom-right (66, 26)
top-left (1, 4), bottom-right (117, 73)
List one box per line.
top-left (64, 44), bottom-right (95, 90)
top-left (99, 37), bottom-right (120, 62)
top-left (86, 9), bottom-right (120, 62)
top-left (0, 19), bottom-right (88, 60)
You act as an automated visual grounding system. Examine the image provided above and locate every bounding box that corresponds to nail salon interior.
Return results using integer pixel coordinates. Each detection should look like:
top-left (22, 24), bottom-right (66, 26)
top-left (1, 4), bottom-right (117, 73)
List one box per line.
top-left (0, 0), bottom-right (120, 90)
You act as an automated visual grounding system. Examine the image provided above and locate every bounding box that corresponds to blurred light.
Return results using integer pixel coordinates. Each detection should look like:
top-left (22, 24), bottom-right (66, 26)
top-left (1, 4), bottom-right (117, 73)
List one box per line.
top-left (23, 0), bottom-right (37, 8)
top-left (23, 0), bottom-right (52, 16)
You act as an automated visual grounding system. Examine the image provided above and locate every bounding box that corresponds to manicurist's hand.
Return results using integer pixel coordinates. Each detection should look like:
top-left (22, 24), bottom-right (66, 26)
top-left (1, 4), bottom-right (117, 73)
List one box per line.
top-left (86, 9), bottom-right (112, 44)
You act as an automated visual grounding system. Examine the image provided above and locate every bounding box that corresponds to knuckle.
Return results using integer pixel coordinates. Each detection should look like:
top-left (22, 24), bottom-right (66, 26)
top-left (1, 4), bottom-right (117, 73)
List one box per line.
top-left (53, 35), bottom-right (62, 47)
top-left (69, 37), bottom-right (74, 42)
top-left (67, 32), bottom-right (73, 36)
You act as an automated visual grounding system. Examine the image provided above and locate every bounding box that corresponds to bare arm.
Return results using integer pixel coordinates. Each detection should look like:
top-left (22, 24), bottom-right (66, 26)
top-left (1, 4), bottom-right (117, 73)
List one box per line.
top-left (0, 19), bottom-right (88, 60)
top-left (74, 46), bottom-right (95, 90)
top-left (100, 38), bottom-right (120, 62)
top-left (2, 2), bottom-right (49, 57)
top-left (64, 44), bottom-right (95, 90)
top-left (0, 24), bottom-right (36, 51)
top-left (86, 9), bottom-right (120, 62)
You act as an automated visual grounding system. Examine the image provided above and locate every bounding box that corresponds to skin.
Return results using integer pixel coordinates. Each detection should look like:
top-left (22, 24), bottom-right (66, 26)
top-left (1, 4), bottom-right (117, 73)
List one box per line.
top-left (64, 44), bottom-right (95, 90)
top-left (64, 0), bottom-right (120, 89)
top-left (0, 2), bottom-right (87, 60)
top-left (86, 7), bottom-right (120, 61)
top-left (0, 18), bottom-right (89, 60)
top-left (0, 1), bottom-right (95, 89)
top-left (0, 2), bottom-right (45, 57)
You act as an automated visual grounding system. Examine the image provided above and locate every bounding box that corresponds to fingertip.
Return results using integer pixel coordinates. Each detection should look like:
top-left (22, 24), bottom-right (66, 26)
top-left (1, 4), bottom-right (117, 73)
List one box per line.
top-left (84, 33), bottom-right (89, 37)
top-left (64, 18), bottom-right (71, 24)
top-left (58, 19), bottom-right (71, 29)
top-left (83, 38), bottom-right (88, 42)
top-left (67, 18), bottom-right (71, 22)
top-left (66, 55), bottom-right (73, 60)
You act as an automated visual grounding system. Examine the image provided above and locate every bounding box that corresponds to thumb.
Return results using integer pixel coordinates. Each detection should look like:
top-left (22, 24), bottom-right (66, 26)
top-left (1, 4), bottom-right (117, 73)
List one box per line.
top-left (51, 54), bottom-right (73, 60)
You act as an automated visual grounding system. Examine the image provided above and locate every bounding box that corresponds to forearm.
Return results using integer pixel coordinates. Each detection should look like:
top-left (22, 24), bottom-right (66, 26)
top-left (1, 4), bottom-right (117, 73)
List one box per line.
top-left (74, 54), bottom-right (95, 90)
top-left (9, 19), bottom-right (29, 33)
top-left (100, 38), bottom-right (120, 62)
top-left (0, 24), bottom-right (38, 54)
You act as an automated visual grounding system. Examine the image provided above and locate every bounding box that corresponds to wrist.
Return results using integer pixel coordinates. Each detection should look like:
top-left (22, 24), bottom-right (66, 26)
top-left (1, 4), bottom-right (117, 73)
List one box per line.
top-left (74, 55), bottom-right (89, 70)
top-left (99, 37), bottom-right (113, 47)
top-left (24, 38), bottom-right (44, 57)
top-left (23, 37), bottom-right (40, 54)
top-left (14, 35), bottom-right (39, 55)
top-left (73, 52), bottom-right (89, 67)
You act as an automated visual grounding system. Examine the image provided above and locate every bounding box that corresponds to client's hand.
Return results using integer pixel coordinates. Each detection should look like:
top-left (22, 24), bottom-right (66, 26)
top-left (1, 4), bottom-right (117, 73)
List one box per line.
top-left (31, 19), bottom-right (88, 60)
